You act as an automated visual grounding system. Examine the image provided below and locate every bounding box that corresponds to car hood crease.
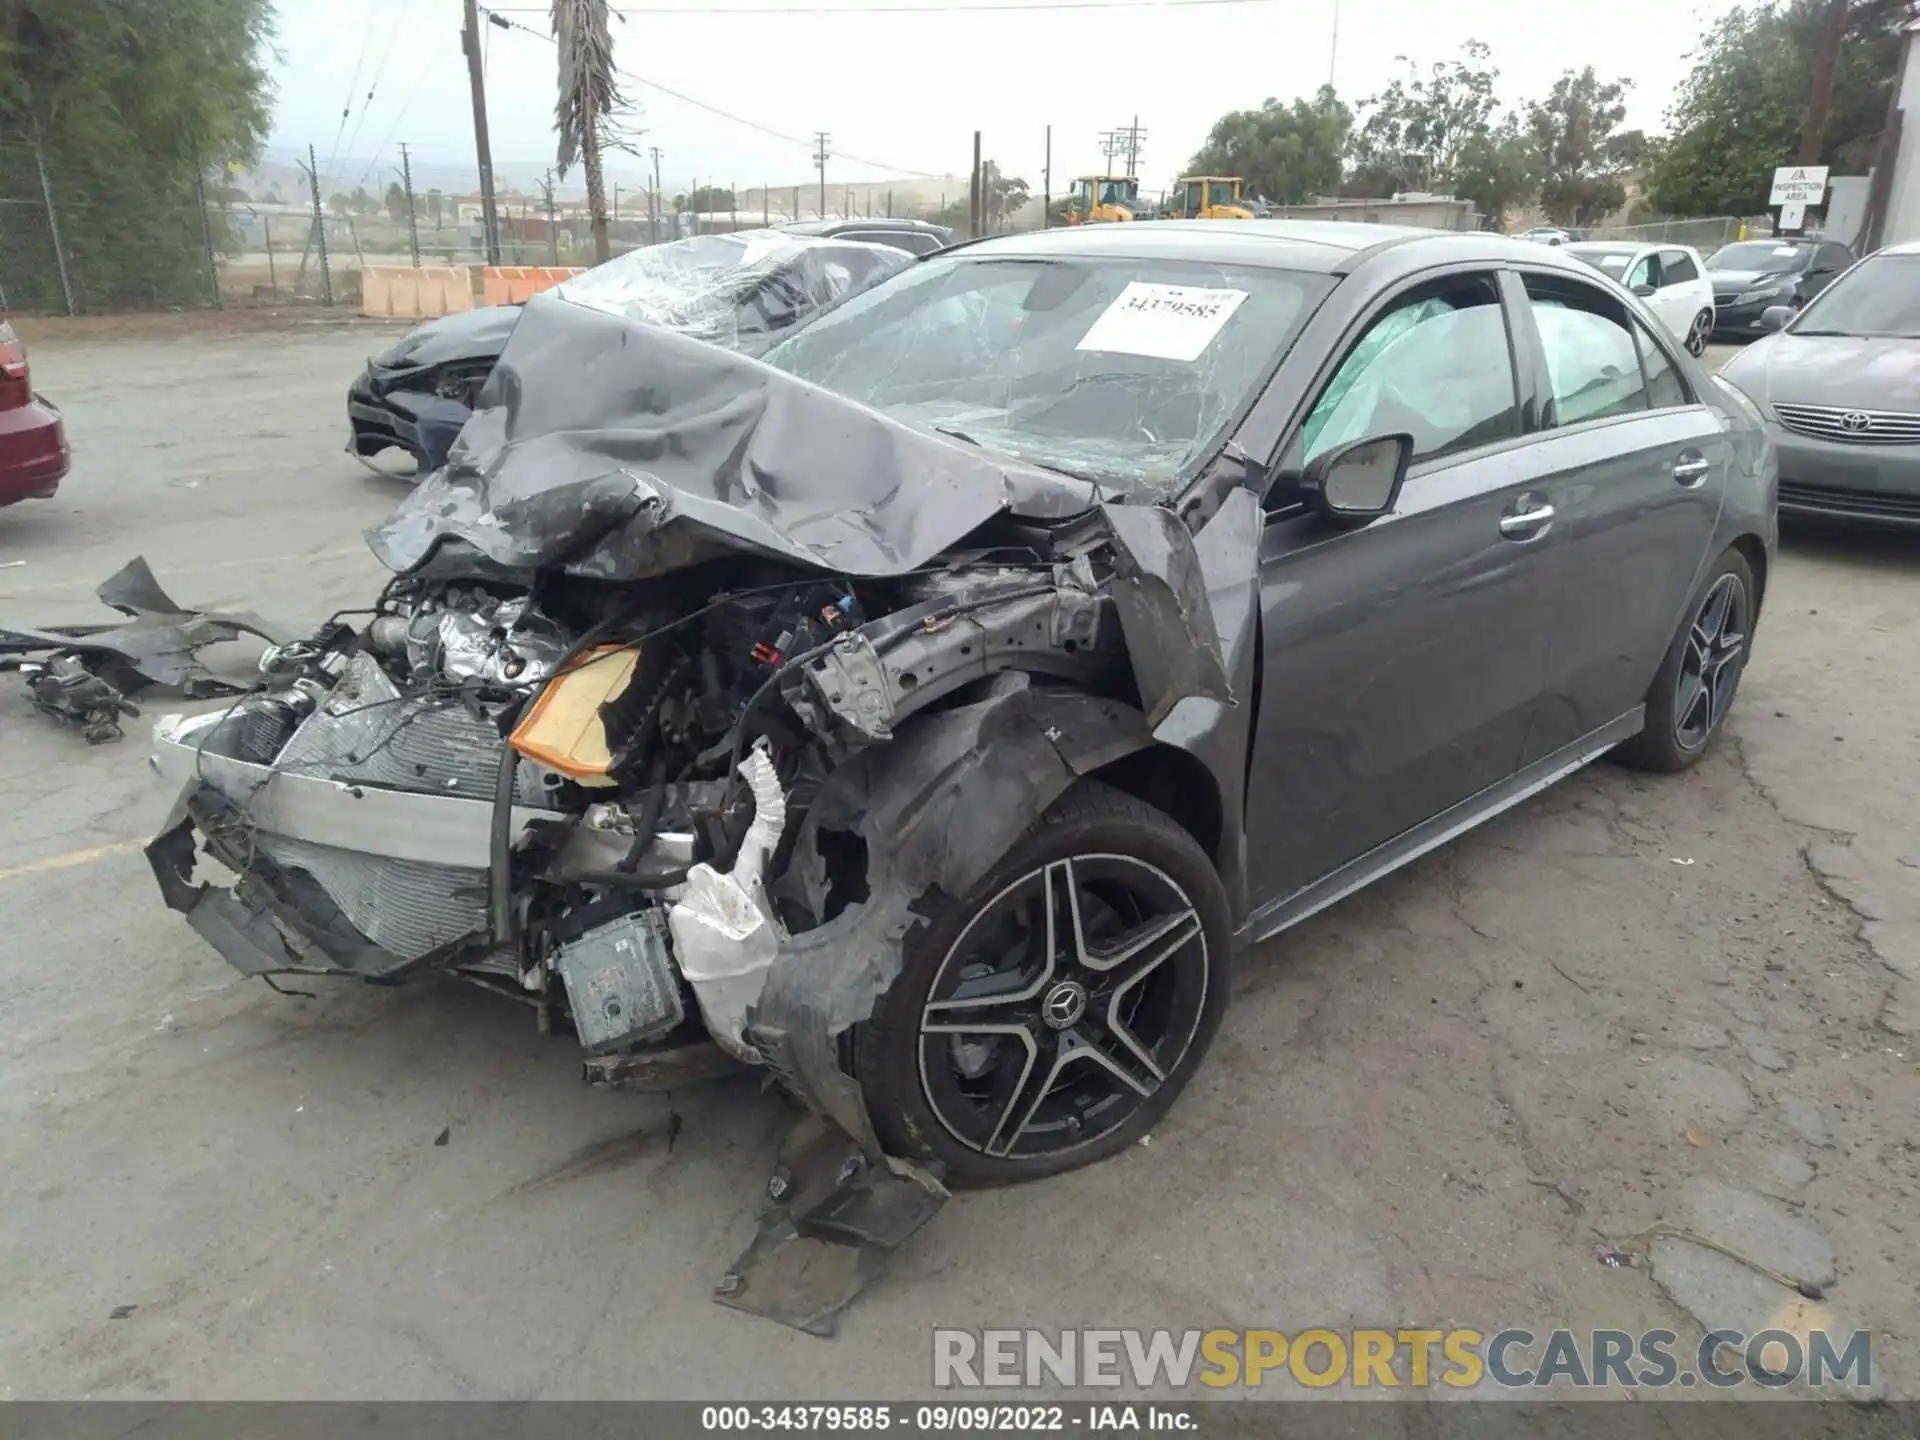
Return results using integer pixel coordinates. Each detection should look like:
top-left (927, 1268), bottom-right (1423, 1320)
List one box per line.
top-left (366, 293), bottom-right (1105, 581)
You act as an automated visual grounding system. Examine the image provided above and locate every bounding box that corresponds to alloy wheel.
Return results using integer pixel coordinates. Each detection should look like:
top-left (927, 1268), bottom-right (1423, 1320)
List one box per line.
top-left (916, 854), bottom-right (1210, 1161)
top-left (1686, 311), bottom-right (1711, 356)
top-left (1674, 572), bottom-right (1748, 751)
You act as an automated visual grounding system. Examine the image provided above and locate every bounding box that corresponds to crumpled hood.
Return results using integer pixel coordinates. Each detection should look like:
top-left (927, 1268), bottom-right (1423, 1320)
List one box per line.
top-left (1723, 331), bottom-right (1920, 411)
top-left (366, 291), bottom-right (1106, 581)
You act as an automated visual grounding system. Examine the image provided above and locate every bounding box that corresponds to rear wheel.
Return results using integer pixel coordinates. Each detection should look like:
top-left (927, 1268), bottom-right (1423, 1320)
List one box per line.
top-left (857, 782), bottom-right (1231, 1186)
top-left (1685, 309), bottom-right (1713, 356)
top-left (1621, 548), bottom-right (1754, 772)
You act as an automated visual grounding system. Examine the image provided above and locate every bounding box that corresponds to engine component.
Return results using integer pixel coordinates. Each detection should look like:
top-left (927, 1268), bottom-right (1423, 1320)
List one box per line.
top-left (21, 653), bottom-right (138, 744)
top-left (798, 633), bottom-right (895, 745)
top-left (668, 741), bottom-right (788, 1060)
top-left (553, 908), bottom-right (684, 1054)
top-left (544, 802), bottom-right (698, 886)
top-left (405, 593), bottom-right (571, 688)
top-left (509, 645), bottom-right (639, 787)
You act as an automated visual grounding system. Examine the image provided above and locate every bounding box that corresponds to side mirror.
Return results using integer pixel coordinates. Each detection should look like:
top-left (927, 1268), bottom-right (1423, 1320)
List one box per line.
top-left (1300, 434), bottom-right (1411, 528)
top-left (1631, 282), bottom-right (1658, 297)
top-left (1759, 305), bottom-right (1794, 333)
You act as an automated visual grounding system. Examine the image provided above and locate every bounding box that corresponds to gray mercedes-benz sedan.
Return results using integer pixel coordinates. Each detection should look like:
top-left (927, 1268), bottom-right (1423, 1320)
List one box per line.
top-left (149, 219), bottom-right (1778, 1199)
top-left (1719, 239), bottom-right (1920, 528)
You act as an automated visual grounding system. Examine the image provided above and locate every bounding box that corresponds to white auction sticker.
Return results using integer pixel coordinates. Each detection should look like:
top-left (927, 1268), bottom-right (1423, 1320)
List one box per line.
top-left (1075, 282), bottom-right (1249, 362)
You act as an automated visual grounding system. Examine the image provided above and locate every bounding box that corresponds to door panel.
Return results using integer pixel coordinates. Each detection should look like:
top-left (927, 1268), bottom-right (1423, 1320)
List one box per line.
top-left (1248, 448), bottom-right (1561, 907)
top-left (1514, 280), bottom-right (1729, 759)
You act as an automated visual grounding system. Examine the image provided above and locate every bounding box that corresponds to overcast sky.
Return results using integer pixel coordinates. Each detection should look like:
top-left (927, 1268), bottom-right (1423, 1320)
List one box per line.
top-left (265, 0), bottom-right (1741, 198)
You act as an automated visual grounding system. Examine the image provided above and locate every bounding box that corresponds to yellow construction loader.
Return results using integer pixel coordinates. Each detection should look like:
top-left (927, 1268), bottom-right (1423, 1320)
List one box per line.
top-left (1065, 175), bottom-right (1149, 223)
top-left (1174, 176), bottom-right (1257, 220)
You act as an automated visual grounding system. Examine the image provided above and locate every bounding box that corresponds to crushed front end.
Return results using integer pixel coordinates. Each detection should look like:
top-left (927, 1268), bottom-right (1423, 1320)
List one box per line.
top-left (154, 291), bottom-right (1253, 1334)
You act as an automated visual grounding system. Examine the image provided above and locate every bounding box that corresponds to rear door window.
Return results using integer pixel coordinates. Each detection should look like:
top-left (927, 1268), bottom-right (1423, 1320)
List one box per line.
top-left (1523, 274), bottom-right (1651, 425)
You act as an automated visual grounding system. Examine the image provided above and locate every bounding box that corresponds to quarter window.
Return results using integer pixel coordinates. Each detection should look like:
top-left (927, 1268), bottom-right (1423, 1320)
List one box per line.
top-left (1525, 276), bottom-right (1652, 424)
top-left (1634, 321), bottom-right (1689, 409)
top-left (1659, 250), bottom-right (1700, 285)
top-left (1302, 276), bottom-right (1520, 465)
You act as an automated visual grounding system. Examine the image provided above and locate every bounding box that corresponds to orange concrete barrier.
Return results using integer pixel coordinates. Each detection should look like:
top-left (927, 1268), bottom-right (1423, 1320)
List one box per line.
top-left (480, 265), bottom-right (585, 306)
top-left (360, 265), bottom-right (476, 319)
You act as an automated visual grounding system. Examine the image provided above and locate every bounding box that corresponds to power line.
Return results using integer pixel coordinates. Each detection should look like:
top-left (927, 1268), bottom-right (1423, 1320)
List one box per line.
top-left (477, 7), bottom-right (947, 177)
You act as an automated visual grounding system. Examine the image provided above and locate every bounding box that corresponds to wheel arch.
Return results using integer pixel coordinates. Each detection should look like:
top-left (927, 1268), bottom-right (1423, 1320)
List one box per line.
top-left (1729, 531), bottom-right (1769, 617)
top-left (1083, 742), bottom-right (1225, 871)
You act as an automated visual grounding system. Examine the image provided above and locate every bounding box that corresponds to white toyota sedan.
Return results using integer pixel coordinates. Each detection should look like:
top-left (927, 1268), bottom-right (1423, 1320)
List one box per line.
top-left (1563, 241), bottom-right (1717, 356)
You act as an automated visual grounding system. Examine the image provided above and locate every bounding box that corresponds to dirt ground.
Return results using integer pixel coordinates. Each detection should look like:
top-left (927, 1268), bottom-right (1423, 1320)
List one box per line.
top-left (0, 318), bottom-right (1914, 1402)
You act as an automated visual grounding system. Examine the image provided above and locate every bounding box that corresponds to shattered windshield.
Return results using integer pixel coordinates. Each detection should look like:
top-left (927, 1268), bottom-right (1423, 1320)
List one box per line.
top-left (551, 230), bottom-right (910, 347)
top-left (763, 253), bottom-right (1327, 496)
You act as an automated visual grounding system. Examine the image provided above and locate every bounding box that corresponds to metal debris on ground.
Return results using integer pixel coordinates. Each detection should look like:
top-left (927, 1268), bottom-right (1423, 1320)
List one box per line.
top-left (0, 556), bottom-right (292, 742)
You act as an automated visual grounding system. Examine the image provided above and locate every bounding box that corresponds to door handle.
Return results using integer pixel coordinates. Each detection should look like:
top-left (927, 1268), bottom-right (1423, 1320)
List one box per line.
top-left (1498, 503), bottom-right (1555, 538)
top-left (1673, 453), bottom-right (1711, 485)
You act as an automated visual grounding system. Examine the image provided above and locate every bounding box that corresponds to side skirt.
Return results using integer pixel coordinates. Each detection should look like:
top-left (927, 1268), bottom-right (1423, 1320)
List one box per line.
top-left (1236, 706), bottom-right (1646, 947)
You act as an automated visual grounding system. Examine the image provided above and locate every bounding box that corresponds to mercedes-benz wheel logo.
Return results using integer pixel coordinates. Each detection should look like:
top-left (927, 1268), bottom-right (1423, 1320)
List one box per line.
top-left (1841, 411), bottom-right (1872, 432)
top-left (1041, 980), bottom-right (1088, 1029)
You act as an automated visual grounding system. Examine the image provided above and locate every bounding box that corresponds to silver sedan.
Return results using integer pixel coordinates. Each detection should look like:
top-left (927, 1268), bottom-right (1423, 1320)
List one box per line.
top-left (1718, 240), bottom-right (1920, 528)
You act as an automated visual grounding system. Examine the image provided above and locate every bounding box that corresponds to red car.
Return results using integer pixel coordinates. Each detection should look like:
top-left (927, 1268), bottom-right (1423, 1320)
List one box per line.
top-left (0, 318), bottom-right (69, 506)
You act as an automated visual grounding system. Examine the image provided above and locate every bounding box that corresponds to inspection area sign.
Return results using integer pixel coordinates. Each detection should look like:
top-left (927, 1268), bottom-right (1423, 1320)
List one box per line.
top-left (1770, 165), bottom-right (1829, 205)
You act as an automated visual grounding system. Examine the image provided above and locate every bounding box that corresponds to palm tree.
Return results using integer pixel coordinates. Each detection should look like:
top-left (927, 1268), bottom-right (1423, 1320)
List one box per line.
top-left (553, 0), bottom-right (619, 263)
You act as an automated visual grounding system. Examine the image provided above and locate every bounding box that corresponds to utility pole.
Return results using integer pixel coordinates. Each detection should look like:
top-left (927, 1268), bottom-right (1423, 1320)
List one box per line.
top-left (613, 183), bottom-right (620, 224)
top-left (813, 131), bottom-right (831, 221)
top-left (541, 169), bottom-right (558, 264)
top-left (1328, 0), bottom-right (1339, 89)
top-left (400, 142), bottom-right (421, 268)
top-left (650, 146), bottom-right (664, 244)
top-left (300, 144), bottom-right (332, 306)
top-left (763, 185), bottom-right (770, 226)
top-left (1042, 124), bottom-right (1051, 229)
top-left (1798, 0), bottom-right (1850, 164)
top-left (462, 0), bottom-right (502, 265)
top-left (792, 184), bottom-right (801, 221)
top-left (1122, 115), bottom-right (1146, 178)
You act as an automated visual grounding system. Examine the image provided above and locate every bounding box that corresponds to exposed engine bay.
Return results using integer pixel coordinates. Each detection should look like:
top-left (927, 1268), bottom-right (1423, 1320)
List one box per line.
top-left (146, 289), bottom-right (1260, 1335)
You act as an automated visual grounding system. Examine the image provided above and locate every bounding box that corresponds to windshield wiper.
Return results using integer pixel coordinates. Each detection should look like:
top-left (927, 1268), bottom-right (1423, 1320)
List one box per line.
top-left (932, 423), bottom-right (981, 446)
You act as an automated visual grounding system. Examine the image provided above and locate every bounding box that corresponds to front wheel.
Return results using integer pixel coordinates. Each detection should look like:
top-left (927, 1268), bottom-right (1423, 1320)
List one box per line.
top-left (1620, 548), bottom-right (1755, 772)
top-left (857, 782), bottom-right (1232, 1186)
top-left (1685, 309), bottom-right (1713, 356)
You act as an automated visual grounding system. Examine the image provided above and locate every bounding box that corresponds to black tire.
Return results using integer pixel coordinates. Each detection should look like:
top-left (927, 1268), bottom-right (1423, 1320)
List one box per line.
top-left (857, 781), bottom-right (1232, 1186)
top-left (1620, 548), bottom-right (1756, 773)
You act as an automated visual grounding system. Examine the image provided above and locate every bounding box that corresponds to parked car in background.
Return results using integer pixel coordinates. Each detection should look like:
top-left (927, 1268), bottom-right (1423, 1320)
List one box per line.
top-left (778, 217), bottom-right (954, 255)
top-left (1518, 226), bottom-right (1575, 246)
top-left (1718, 239), bottom-right (1920, 528)
top-left (348, 231), bottom-right (915, 472)
top-left (0, 318), bottom-right (68, 508)
top-left (1564, 242), bottom-right (1716, 355)
top-left (1705, 237), bottom-right (1854, 340)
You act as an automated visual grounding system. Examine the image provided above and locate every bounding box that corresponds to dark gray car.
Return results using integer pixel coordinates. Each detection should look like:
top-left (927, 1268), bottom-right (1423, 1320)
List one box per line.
top-left (1706, 236), bottom-right (1854, 339)
top-left (153, 222), bottom-right (1775, 1209)
top-left (1719, 240), bottom-right (1920, 528)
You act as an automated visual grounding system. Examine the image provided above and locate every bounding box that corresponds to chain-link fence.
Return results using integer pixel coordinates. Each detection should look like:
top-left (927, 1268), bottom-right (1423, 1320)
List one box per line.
top-left (0, 139), bottom-right (226, 313)
top-left (1583, 216), bottom-right (1765, 251)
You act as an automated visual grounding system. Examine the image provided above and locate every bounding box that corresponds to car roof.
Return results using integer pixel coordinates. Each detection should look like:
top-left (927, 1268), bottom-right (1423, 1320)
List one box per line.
top-left (1875, 238), bottom-right (1920, 256)
top-left (952, 219), bottom-right (1599, 276)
